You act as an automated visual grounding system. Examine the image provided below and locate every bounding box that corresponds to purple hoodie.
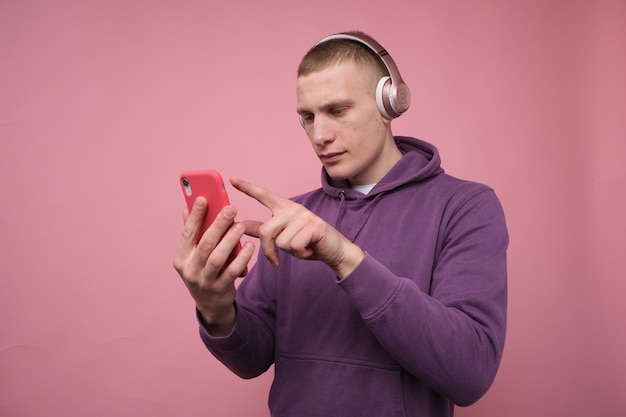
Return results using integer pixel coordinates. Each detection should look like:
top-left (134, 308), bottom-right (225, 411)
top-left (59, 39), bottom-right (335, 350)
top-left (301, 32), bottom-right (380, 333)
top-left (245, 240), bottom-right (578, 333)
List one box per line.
top-left (200, 137), bottom-right (508, 417)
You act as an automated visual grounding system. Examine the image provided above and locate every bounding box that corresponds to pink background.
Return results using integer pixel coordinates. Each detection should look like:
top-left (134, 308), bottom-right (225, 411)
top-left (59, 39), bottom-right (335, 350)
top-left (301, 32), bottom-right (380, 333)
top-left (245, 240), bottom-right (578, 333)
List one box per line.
top-left (1, 1), bottom-right (625, 416)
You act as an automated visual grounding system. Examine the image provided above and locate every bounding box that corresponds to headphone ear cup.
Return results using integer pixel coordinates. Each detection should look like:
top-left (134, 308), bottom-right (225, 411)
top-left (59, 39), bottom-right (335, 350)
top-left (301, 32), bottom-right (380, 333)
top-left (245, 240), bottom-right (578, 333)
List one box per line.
top-left (376, 76), bottom-right (395, 120)
top-left (389, 82), bottom-right (411, 116)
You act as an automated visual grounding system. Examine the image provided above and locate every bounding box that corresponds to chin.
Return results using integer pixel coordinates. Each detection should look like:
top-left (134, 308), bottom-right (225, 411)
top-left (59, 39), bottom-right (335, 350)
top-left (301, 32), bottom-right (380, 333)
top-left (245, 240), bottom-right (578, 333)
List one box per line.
top-left (324, 167), bottom-right (351, 182)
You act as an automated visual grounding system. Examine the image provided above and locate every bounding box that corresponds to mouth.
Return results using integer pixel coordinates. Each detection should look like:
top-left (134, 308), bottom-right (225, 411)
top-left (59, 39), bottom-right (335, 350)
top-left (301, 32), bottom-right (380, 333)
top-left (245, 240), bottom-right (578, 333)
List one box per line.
top-left (319, 151), bottom-right (345, 164)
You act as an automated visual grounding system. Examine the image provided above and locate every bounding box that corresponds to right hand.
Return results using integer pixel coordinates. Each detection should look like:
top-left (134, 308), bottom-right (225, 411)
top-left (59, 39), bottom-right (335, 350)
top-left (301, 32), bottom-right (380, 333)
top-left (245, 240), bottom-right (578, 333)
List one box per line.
top-left (231, 177), bottom-right (365, 279)
top-left (173, 197), bottom-right (255, 335)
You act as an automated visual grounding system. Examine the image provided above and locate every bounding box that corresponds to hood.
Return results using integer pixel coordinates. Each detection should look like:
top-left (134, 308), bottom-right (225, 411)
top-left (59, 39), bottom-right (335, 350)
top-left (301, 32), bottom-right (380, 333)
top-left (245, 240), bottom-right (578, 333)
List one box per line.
top-left (321, 136), bottom-right (444, 200)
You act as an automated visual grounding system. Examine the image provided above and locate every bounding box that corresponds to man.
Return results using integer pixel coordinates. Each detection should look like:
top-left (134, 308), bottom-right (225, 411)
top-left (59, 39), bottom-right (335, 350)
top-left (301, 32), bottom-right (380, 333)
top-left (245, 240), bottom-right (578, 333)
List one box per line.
top-left (173, 31), bottom-right (508, 416)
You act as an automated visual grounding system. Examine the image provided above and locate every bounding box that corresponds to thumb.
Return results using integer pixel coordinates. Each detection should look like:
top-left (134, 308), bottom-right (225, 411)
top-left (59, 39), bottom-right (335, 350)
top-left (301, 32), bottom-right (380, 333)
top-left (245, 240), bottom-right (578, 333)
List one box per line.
top-left (240, 219), bottom-right (280, 268)
top-left (241, 220), bottom-right (264, 238)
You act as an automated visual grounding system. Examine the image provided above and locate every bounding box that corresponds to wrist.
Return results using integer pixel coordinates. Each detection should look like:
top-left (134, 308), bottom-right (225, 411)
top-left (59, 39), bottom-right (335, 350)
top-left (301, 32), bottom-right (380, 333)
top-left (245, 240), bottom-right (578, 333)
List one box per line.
top-left (334, 243), bottom-right (365, 280)
top-left (198, 303), bottom-right (236, 336)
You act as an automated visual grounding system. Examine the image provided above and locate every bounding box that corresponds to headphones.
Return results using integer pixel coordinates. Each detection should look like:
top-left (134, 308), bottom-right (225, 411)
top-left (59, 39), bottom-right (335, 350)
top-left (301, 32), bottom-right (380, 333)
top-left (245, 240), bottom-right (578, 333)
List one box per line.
top-left (306, 31), bottom-right (411, 121)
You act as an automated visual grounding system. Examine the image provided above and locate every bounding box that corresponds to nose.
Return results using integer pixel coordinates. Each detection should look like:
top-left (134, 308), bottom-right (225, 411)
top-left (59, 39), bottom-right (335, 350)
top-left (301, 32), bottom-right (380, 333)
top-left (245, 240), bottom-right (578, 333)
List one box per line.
top-left (309, 115), bottom-right (334, 147)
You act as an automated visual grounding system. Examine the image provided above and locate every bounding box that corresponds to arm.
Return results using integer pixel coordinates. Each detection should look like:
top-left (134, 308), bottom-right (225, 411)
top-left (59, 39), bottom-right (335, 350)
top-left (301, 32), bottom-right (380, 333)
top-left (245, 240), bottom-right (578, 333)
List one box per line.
top-left (172, 197), bottom-right (255, 336)
top-left (230, 177), bottom-right (365, 277)
top-left (339, 189), bottom-right (508, 406)
top-left (193, 177), bottom-right (366, 378)
top-left (195, 243), bottom-right (283, 379)
top-left (221, 177), bottom-right (507, 401)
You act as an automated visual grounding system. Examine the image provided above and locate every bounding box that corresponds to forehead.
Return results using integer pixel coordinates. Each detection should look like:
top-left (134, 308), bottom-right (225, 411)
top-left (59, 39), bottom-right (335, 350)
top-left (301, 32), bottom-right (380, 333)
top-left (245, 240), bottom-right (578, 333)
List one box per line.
top-left (296, 62), bottom-right (374, 110)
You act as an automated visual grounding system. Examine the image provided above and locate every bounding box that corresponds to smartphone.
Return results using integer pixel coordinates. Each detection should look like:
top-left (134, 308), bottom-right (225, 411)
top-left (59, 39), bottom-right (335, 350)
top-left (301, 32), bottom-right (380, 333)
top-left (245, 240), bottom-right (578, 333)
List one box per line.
top-left (179, 169), bottom-right (247, 275)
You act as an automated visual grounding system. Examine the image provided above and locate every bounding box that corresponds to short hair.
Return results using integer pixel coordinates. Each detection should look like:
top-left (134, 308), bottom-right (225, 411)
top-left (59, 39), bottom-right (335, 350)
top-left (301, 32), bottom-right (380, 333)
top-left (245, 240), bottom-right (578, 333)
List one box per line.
top-left (297, 32), bottom-right (389, 83)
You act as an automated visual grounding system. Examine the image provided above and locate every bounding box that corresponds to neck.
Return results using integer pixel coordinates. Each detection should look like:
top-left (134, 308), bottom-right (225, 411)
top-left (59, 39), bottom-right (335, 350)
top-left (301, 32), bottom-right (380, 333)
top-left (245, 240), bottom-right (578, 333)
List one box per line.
top-left (351, 135), bottom-right (402, 185)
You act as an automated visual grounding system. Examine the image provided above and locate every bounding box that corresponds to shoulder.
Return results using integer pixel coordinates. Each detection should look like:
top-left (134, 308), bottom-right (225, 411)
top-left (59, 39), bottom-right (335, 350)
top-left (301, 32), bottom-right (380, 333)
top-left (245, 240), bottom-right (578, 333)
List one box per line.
top-left (405, 170), bottom-right (498, 206)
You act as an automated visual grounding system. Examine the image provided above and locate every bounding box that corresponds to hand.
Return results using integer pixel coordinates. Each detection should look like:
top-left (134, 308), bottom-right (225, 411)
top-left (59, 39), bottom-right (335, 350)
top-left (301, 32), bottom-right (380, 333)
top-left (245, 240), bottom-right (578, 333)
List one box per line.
top-left (231, 177), bottom-right (365, 279)
top-left (173, 197), bottom-right (255, 335)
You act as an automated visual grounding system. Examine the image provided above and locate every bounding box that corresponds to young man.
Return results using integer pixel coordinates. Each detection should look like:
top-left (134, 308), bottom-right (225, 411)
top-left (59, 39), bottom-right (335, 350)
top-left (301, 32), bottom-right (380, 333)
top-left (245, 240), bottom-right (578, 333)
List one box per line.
top-left (173, 31), bottom-right (508, 416)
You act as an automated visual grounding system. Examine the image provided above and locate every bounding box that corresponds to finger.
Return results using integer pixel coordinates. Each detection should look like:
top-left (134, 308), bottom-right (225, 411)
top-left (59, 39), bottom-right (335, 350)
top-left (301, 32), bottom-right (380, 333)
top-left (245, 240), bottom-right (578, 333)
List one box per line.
top-left (201, 221), bottom-right (248, 276)
top-left (273, 212), bottom-right (311, 252)
top-left (288, 222), bottom-right (318, 259)
top-left (240, 219), bottom-right (263, 238)
top-left (252, 216), bottom-right (288, 268)
top-left (194, 205), bottom-right (238, 262)
top-left (176, 197), bottom-right (207, 256)
top-left (221, 240), bottom-right (256, 279)
top-left (258, 230), bottom-right (280, 268)
top-left (230, 177), bottom-right (287, 212)
top-left (240, 219), bottom-right (280, 267)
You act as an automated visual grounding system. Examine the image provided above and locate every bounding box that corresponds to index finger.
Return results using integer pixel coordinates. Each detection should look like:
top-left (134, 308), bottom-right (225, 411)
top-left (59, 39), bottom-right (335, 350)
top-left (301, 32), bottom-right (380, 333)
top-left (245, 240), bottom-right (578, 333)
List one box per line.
top-left (230, 177), bottom-right (287, 212)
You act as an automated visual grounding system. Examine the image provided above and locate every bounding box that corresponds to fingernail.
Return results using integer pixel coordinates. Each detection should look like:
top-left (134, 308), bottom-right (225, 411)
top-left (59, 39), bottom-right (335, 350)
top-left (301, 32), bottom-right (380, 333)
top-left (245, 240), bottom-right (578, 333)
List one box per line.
top-left (194, 199), bottom-right (205, 208)
top-left (224, 208), bottom-right (235, 218)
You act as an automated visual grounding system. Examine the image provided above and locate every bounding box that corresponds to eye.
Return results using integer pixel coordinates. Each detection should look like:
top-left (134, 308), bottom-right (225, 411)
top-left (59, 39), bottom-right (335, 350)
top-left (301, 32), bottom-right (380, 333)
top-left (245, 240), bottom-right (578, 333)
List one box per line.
top-left (300, 113), bottom-right (314, 124)
top-left (330, 107), bottom-right (347, 117)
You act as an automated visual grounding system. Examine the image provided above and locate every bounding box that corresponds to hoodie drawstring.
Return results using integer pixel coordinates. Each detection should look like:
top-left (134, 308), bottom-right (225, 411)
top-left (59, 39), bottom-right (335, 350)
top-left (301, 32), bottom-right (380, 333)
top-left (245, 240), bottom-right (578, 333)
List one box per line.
top-left (334, 190), bottom-right (347, 232)
top-left (345, 192), bottom-right (385, 242)
top-left (333, 190), bottom-right (386, 243)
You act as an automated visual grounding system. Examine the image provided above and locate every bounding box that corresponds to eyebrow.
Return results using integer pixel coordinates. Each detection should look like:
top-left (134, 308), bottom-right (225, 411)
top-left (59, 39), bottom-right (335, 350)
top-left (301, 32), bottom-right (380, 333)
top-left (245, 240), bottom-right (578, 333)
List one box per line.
top-left (297, 99), bottom-right (354, 115)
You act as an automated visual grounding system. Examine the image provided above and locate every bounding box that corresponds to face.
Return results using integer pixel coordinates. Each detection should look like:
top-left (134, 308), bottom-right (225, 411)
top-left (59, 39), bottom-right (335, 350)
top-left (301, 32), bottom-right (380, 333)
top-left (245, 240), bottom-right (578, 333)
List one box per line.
top-left (296, 62), bottom-right (401, 186)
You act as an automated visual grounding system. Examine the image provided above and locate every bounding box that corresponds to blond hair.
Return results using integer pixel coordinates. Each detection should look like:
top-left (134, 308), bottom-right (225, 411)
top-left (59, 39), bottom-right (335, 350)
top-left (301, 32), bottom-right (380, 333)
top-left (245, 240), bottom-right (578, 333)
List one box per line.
top-left (297, 32), bottom-right (389, 84)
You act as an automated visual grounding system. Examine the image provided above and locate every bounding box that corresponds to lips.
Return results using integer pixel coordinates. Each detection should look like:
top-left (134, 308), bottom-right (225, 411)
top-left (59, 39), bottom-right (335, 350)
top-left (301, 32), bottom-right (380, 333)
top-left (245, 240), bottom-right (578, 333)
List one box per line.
top-left (319, 151), bottom-right (345, 163)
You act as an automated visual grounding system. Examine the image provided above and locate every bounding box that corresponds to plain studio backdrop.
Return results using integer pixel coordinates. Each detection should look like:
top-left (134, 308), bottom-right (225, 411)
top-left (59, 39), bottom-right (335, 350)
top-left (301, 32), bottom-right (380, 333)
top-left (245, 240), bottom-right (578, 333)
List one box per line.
top-left (1, 1), bottom-right (625, 416)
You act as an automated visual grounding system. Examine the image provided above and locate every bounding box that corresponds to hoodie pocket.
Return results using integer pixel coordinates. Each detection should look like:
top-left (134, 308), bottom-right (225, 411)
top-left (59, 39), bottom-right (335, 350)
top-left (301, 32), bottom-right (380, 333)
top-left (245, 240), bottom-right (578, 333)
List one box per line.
top-left (269, 353), bottom-right (405, 417)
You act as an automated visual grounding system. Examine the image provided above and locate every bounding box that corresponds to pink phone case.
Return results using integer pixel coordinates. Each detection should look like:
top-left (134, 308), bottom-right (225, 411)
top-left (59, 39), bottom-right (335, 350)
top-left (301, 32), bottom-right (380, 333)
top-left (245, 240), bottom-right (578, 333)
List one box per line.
top-left (179, 170), bottom-right (247, 275)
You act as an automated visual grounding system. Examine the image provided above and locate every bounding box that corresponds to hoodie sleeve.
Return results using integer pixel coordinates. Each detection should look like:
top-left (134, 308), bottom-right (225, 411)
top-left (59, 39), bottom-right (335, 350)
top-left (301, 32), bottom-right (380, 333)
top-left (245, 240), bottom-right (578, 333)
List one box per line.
top-left (197, 259), bottom-right (278, 379)
top-left (338, 188), bottom-right (508, 406)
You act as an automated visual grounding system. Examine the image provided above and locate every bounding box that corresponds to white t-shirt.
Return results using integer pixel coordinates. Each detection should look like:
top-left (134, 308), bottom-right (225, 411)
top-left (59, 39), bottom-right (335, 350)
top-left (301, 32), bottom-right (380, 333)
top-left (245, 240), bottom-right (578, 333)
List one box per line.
top-left (351, 184), bottom-right (376, 195)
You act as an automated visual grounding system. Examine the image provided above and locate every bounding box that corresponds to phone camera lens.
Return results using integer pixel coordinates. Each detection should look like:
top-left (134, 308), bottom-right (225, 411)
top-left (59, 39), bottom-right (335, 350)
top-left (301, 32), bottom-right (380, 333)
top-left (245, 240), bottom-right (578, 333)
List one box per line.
top-left (182, 177), bottom-right (189, 186)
